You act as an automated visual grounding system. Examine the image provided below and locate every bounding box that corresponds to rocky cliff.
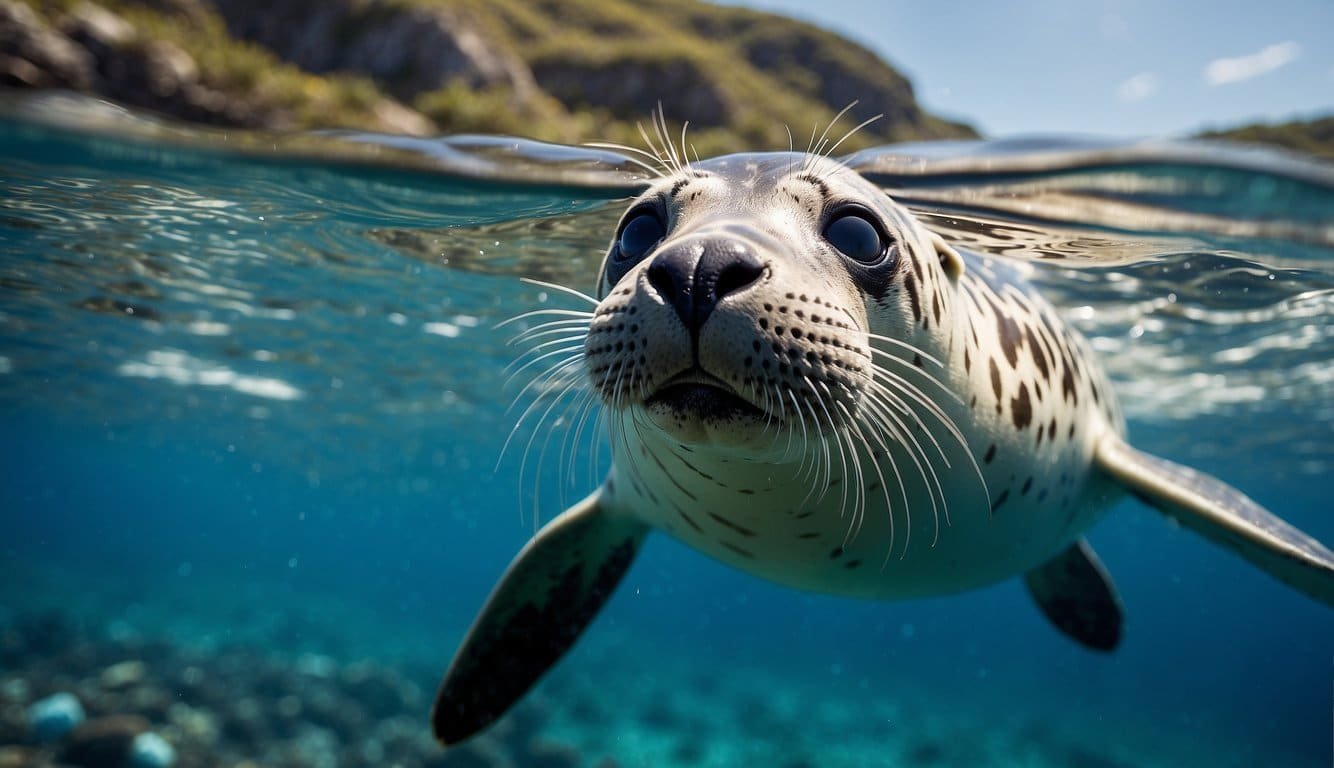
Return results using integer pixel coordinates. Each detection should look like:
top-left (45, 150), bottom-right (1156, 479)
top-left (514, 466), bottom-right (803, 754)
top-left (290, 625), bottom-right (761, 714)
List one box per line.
top-left (1, 0), bottom-right (977, 153)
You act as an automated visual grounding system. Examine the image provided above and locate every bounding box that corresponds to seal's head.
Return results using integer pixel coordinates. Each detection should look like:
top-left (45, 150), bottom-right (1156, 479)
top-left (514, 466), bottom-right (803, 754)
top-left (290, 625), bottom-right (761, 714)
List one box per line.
top-left (585, 153), bottom-right (964, 451)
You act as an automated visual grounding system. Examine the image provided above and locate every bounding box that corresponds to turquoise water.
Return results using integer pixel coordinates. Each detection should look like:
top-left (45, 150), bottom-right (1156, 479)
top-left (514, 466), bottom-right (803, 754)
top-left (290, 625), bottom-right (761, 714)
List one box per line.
top-left (1, 94), bottom-right (1331, 767)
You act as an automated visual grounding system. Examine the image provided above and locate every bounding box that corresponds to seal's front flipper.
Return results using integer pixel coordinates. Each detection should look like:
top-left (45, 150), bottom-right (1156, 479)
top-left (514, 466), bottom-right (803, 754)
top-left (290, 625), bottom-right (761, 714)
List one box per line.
top-left (1095, 435), bottom-right (1334, 607)
top-left (432, 491), bottom-right (647, 745)
top-left (1025, 538), bottom-right (1123, 651)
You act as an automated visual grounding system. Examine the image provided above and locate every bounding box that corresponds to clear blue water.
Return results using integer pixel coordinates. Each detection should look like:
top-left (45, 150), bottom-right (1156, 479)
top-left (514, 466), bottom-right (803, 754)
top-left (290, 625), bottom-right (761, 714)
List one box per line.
top-left (1, 95), bottom-right (1331, 767)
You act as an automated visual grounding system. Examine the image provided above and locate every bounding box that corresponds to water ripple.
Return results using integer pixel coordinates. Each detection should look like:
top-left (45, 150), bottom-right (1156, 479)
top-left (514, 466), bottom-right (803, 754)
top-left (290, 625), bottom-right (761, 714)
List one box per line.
top-left (1, 95), bottom-right (1329, 476)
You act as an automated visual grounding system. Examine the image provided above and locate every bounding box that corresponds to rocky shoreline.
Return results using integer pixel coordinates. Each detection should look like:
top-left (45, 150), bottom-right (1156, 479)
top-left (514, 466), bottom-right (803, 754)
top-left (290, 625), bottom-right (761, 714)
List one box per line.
top-left (0, 0), bottom-right (975, 155)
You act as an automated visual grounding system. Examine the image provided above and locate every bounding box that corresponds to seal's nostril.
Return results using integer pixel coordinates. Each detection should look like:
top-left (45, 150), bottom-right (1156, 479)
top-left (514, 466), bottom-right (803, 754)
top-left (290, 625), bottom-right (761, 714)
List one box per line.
top-left (714, 256), bottom-right (765, 300)
top-left (645, 242), bottom-right (706, 329)
top-left (646, 260), bottom-right (684, 307)
top-left (644, 239), bottom-right (762, 331)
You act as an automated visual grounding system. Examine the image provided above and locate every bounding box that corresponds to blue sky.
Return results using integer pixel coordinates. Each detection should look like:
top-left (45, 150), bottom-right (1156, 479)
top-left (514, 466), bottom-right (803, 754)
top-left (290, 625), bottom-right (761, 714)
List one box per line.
top-left (725, 0), bottom-right (1333, 138)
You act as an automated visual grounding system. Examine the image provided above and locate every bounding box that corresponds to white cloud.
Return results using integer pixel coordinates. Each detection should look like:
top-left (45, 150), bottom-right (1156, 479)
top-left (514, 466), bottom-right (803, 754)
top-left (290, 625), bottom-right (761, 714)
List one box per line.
top-left (1117, 72), bottom-right (1158, 102)
top-left (1204, 41), bottom-right (1301, 85)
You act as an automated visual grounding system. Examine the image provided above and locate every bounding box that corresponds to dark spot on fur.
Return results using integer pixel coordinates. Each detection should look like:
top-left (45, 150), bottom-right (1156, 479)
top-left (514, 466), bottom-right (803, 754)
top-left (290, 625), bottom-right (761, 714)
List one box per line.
top-left (903, 271), bottom-right (922, 321)
top-left (676, 454), bottom-right (714, 481)
top-left (721, 541), bottom-right (754, 559)
top-left (1011, 383), bottom-right (1033, 430)
top-left (1061, 365), bottom-right (1077, 404)
top-left (676, 507), bottom-right (703, 533)
top-left (983, 444), bottom-right (997, 464)
top-left (1026, 326), bottom-right (1049, 379)
top-left (829, 546), bottom-right (845, 560)
top-left (1021, 476), bottom-right (1033, 495)
top-left (708, 512), bottom-right (756, 537)
top-left (986, 295), bottom-right (1022, 367)
top-left (991, 489), bottom-right (1010, 513)
top-left (989, 358), bottom-right (1002, 410)
top-left (797, 173), bottom-right (831, 201)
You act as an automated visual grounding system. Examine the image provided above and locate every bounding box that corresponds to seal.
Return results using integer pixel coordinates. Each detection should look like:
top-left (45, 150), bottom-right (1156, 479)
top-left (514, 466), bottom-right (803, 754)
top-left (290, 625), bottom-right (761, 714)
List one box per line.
top-left (431, 150), bottom-right (1334, 746)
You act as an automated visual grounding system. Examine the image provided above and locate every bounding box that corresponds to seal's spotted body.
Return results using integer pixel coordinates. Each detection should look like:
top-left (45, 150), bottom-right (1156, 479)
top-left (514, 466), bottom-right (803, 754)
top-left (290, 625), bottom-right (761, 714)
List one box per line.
top-left (431, 152), bottom-right (1334, 747)
top-left (588, 155), bottom-right (1123, 598)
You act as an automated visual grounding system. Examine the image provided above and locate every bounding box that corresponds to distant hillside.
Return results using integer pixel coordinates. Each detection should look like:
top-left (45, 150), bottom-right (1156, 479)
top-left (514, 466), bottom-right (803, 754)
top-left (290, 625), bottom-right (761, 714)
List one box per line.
top-left (1199, 115), bottom-right (1334, 161)
top-left (1, 0), bottom-right (977, 154)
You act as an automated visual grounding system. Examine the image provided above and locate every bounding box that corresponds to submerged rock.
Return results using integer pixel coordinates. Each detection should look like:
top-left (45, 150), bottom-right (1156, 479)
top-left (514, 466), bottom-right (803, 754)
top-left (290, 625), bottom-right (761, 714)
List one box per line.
top-left (25, 691), bottom-right (85, 743)
top-left (99, 660), bottom-right (147, 691)
top-left (128, 731), bottom-right (176, 768)
top-left (0, 746), bottom-right (38, 768)
top-left (60, 714), bottom-right (150, 767)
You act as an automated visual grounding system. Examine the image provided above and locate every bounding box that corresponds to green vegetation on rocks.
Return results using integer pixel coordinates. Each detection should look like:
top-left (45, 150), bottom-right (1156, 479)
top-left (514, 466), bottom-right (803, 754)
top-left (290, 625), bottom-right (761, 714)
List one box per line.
top-left (1199, 116), bottom-right (1334, 161)
top-left (3, 0), bottom-right (977, 152)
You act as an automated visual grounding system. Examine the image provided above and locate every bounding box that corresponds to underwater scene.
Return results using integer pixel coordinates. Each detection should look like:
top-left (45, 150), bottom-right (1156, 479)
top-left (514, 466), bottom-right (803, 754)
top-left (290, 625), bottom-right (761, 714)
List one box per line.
top-left (1, 93), bottom-right (1332, 767)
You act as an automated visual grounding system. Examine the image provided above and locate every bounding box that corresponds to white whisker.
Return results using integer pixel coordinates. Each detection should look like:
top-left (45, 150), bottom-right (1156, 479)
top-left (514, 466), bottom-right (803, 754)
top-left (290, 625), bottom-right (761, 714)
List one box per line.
top-left (583, 141), bottom-right (667, 178)
top-left (859, 387), bottom-right (946, 550)
top-left (508, 321), bottom-right (592, 346)
top-left (842, 417), bottom-right (890, 548)
top-left (519, 277), bottom-right (600, 305)
top-left (835, 418), bottom-right (866, 546)
top-left (514, 371), bottom-right (583, 529)
top-left (864, 332), bottom-right (948, 371)
top-left (811, 102), bottom-right (859, 159)
top-left (802, 376), bottom-right (840, 506)
top-left (786, 388), bottom-right (811, 473)
top-left (504, 343), bottom-right (586, 388)
top-left (823, 113), bottom-right (882, 159)
top-left (504, 354), bottom-right (584, 420)
top-left (865, 354), bottom-right (989, 506)
top-left (497, 307), bottom-right (595, 329)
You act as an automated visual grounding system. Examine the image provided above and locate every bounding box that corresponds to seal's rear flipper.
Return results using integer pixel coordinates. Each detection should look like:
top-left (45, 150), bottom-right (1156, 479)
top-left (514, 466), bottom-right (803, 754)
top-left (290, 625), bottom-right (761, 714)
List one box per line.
top-left (432, 491), bottom-right (647, 745)
top-left (1025, 538), bottom-right (1123, 650)
top-left (1095, 435), bottom-right (1334, 607)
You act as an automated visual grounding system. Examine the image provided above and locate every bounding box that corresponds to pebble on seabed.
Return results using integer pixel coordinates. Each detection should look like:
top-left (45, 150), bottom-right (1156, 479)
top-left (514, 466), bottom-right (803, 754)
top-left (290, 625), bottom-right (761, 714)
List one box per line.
top-left (25, 692), bottom-right (85, 743)
top-left (0, 612), bottom-right (591, 768)
top-left (129, 731), bottom-right (176, 768)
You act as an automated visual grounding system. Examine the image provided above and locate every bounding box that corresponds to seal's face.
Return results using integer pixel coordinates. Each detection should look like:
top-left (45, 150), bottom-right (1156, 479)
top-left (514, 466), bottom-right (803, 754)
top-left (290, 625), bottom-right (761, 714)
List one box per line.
top-left (585, 153), bottom-right (960, 451)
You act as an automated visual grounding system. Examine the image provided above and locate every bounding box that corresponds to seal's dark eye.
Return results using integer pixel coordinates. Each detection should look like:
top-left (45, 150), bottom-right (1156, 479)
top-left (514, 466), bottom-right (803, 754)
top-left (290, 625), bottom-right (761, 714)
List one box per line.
top-left (615, 210), bottom-right (666, 262)
top-left (823, 211), bottom-right (887, 264)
